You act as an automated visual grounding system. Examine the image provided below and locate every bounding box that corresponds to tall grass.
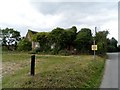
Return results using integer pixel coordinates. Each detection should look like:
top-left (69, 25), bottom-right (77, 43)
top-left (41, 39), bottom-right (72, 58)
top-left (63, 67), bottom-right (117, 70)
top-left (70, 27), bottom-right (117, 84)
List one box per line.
top-left (2, 51), bottom-right (105, 88)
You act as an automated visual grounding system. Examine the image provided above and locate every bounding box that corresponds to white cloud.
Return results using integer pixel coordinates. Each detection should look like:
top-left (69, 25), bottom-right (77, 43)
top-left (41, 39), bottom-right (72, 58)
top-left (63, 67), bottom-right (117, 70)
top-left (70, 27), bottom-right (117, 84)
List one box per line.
top-left (30, 0), bottom-right (119, 2)
top-left (101, 20), bottom-right (118, 39)
top-left (0, 0), bottom-right (118, 42)
top-left (0, 0), bottom-right (63, 35)
top-left (0, 0), bottom-right (29, 24)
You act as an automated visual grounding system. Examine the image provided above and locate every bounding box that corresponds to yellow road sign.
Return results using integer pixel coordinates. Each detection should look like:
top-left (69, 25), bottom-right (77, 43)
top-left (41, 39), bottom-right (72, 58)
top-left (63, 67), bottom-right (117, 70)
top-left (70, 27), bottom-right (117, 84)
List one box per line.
top-left (91, 45), bottom-right (97, 50)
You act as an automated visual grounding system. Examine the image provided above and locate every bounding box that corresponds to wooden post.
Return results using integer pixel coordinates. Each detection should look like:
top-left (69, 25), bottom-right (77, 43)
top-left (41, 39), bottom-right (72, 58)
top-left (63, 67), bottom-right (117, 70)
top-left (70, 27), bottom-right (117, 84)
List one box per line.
top-left (31, 55), bottom-right (35, 76)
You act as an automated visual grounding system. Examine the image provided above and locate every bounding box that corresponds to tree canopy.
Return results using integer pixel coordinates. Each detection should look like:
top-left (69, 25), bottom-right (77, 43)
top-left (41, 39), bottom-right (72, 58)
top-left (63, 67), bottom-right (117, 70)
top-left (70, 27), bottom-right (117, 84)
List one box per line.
top-left (17, 38), bottom-right (32, 51)
top-left (1, 28), bottom-right (21, 50)
top-left (107, 37), bottom-right (118, 52)
top-left (95, 31), bottom-right (109, 55)
top-left (75, 28), bottom-right (93, 53)
top-left (1, 26), bottom-right (119, 55)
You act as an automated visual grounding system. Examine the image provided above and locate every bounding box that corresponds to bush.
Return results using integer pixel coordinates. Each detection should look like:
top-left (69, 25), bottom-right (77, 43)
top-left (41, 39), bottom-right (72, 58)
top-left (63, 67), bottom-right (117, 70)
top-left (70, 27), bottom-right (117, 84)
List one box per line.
top-left (29, 47), bottom-right (41, 54)
top-left (96, 42), bottom-right (107, 55)
top-left (118, 45), bottom-right (120, 52)
top-left (17, 38), bottom-right (32, 51)
top-left (49, 48), bottom-right (59, 55)
top-left (107, 45), bottom-right (117, 52)
top-left (58, 50), bottom-right (70, 56)
top-left (2, 46), bottom-right (8, 51)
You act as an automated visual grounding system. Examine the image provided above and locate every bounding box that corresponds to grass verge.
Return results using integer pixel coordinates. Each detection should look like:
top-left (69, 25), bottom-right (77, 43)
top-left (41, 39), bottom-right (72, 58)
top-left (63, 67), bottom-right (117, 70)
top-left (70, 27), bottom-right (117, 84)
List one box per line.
top-left (2, 51), bottom-right (105, 88)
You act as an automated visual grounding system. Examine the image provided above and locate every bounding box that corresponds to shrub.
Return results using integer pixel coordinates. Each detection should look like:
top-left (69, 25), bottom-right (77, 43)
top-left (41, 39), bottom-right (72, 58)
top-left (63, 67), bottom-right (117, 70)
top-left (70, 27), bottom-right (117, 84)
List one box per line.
top-left (2, 46), bottom-right (8, 51)
top-left (107, 45), bottom-right (117, 52)
top-left (58, 50), bottom-right (70, 56)
top-left (118, 45), bottom-right (120, 52)
top-left (30, 47), bottom-right (41, 54)
top-left (17, 38), bottom-right (32, 51)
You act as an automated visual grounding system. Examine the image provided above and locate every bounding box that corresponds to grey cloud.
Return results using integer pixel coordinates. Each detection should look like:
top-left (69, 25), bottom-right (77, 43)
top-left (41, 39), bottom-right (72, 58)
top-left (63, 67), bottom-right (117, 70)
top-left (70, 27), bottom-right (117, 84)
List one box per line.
top-left (30, 2), bottom-right (117, 20)
top-left (1, 1), bottom-right (118, 38)
top-left (54, 2), bottom-right (117, 26)
top-left (30, 2), bottom-right (117, 13)
top-left (28, 2), bottom-right (117, 33)
top-left (30, 0), bottom-right (119, 2)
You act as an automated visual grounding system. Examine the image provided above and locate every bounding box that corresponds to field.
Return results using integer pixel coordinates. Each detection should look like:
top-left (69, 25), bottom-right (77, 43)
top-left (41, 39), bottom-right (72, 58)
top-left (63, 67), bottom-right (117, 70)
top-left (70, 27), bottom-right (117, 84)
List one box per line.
top-left (2, 51), bottom-right (105, 88)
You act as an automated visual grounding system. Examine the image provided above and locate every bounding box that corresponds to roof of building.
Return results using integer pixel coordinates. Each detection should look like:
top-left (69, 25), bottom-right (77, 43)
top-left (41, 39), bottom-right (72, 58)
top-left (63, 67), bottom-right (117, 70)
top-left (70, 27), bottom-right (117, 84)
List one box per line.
top-left (28, 30), bottom-right (38, 34)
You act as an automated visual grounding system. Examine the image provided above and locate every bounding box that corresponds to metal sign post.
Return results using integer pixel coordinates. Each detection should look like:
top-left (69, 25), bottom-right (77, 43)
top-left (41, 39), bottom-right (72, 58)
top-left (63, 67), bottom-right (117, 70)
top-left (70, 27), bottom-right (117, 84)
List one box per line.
top-left (92, 27), bottom-right (97, 60)
top-left (91, 44), bottom-right (97, 60)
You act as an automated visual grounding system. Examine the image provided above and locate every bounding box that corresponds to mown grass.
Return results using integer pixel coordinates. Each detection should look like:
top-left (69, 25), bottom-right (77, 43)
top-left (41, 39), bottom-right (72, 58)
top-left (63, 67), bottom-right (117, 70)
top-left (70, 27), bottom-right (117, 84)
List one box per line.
top-left (2, 51), bottom-right (105, 88)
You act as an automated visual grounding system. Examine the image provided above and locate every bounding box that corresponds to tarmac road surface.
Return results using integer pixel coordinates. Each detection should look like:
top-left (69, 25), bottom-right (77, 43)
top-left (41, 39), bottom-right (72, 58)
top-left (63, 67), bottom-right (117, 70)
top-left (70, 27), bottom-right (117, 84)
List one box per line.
top-left (100, 53), bottom-right (119, 89)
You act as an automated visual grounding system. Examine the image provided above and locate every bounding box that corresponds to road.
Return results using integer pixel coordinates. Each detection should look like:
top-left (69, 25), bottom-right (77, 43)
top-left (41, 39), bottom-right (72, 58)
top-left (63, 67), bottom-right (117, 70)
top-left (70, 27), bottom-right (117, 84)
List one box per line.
top-left (100, 53), bottom-right (119, 89)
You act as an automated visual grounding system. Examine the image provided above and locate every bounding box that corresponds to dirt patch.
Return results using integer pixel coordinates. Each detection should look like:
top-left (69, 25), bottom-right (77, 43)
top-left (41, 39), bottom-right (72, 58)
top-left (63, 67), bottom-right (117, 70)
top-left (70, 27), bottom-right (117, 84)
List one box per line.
top-left (2, 61), bottom-right (30, 76)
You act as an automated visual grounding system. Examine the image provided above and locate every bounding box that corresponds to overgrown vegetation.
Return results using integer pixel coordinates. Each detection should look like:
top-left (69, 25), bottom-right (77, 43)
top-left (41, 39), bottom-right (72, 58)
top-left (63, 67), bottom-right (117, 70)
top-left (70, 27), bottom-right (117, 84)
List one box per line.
top-left (2, 51), bottom-right (105, 88)
top-left (1, 28), bottom-right (20, 51)
top-left (17, 38), bottom-right (32, 51)
top-left (1, 27), bottom-right (119, 54)
top-left (107, 37), bottom-right (118, 52)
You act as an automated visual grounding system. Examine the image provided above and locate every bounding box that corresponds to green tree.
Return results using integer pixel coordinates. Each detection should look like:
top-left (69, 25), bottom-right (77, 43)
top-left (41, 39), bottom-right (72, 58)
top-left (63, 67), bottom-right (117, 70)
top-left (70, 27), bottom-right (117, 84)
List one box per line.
top-left (110, 37), bottom-right (118, 48)
top-left (17, 38), bottom-right (32, 51)
top-left (107, 37), bottom-right (118, 52)
top-left (118, 45), bottom-right (120, 52)
top-left (1, 28), bottom-right (20, 50)
top-left (47, 26), bottom-right (77, 54)
top-left (75, 28), bottom-right (93, 53)
top-left (50, 27), bottom-right (68, 53)
top-left (95, 31), bottom-right (109, 55)
top-left (65, 26), bottom-right (77, 51)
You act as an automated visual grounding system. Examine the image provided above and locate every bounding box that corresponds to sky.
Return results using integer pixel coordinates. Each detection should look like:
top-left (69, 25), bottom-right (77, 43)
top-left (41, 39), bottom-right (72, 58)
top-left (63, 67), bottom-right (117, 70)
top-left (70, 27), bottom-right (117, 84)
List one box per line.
top-left (0, 0), bottom-right (119, 43)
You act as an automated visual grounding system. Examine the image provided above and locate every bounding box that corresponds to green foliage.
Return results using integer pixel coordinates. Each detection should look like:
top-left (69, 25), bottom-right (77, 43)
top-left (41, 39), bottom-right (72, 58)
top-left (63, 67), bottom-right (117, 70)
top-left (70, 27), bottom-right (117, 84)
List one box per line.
top-left (107, 45), bottom-right (117, 52)
top-left (50, 48), bottom-right (59, 55)
top-left (1, 28), bottom-right (20, 50)
top-left (32, 32), bottom-right (50, 52)
top-left (28, 27), bottom-right (116, 55)
top-left (1, 26), bottom-right (118, 54)
top-left (75, 28), bottom-right (92, 53)
top-left (110, 37), bottom-right (118, 47)
top-left (97, 42), bottom-right (106, 55)
top-left (107, 37), bottom-right (118, 52)
top-left (50, 27), bottom-right (67, 50)
top-left (118, 45), bottom-right (120, 52)
top-left (2, 46), bottom-right (8, 51)
top-left (29, 47), bottom-right (41, 54)
top-left (2, 28), bottom-right (20, 45)
top-left (50, 26), bottom-right (77, 54)
top-left (95, 31), bottom-right (109, 55)
top-left (58, 50), bottom-right (70, 56)
top-left (17, 38), bottom-right (32, 51)
top-left (65, 26), bottom-right (77, 50)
